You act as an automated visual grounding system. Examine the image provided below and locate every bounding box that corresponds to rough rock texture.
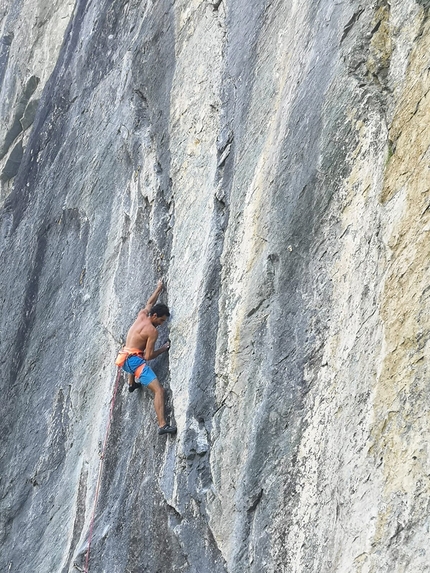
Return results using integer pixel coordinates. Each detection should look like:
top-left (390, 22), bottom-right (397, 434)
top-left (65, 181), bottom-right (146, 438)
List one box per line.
top-left (1, 1), bottom-right (430, 572)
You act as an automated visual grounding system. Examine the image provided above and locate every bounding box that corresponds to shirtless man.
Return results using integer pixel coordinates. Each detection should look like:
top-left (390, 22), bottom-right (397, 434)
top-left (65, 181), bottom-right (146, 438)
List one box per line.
top-left (118, 280), bottom-right (176, 435)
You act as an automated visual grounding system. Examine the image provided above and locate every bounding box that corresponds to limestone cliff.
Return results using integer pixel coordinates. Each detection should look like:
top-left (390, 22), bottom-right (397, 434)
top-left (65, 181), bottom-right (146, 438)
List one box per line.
top-left (1, 1), bottom-right (429, 572)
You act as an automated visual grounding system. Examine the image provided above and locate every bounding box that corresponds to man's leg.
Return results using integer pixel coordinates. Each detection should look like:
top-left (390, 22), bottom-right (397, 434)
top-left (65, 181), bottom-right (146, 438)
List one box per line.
top-left (147, 378), bottom-right (166, 427)
top-left (128, 373), bottom-right (140, 392)
top-left (146, 378), bottom-right (177, 434)
top-left (123, 357), bottom-right (141, 393)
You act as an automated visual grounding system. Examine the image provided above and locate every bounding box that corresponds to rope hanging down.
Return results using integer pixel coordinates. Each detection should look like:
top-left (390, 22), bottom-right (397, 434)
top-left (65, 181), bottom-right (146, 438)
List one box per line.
top-left (83, 366), bottom-right (122, 573)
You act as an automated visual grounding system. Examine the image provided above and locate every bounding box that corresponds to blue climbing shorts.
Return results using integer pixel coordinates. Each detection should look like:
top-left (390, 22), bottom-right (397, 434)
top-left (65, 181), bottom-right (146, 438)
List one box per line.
top-left (122, 355), bottom-right (157, 386)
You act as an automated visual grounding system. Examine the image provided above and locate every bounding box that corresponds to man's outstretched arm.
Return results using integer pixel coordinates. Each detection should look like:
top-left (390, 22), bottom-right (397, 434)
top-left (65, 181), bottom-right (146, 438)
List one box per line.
top-left (143, 280), bottom-right (163, 314)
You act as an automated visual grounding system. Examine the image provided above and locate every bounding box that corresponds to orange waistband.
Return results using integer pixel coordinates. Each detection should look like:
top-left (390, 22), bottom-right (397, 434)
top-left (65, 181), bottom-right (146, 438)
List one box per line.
top-left (115, 347), bottom-right (145, 368)
top-left (123, 347), bottom-right (145, 356)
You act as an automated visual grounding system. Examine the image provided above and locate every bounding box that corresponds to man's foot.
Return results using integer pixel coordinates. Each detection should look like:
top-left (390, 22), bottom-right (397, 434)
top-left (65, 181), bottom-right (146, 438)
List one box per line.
top-left (128, 381), bottom-right (140, 393)
top-left (158, 424), bottom-right (177, 435)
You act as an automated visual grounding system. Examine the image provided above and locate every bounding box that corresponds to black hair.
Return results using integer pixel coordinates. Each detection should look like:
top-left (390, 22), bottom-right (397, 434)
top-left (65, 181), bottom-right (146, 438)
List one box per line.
top-left (149, 303), bottom-right (170, 318)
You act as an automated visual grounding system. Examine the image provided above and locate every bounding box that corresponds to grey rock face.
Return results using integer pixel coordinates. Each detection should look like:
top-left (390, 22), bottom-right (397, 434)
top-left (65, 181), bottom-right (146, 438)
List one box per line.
top-left (1, 1), bottom-right (430, 572)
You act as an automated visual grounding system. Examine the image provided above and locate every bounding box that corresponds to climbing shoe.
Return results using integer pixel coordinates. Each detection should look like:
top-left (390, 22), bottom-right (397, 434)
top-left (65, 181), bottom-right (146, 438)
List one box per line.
top-left (158, 424), bottom-right (177, 435)
top-left (128, 381), bottom-right (140, 393)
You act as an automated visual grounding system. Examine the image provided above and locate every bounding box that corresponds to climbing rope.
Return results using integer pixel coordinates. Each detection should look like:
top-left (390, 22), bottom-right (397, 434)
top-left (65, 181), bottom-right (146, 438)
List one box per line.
top-left (83, 366), bottom-right (122, 573)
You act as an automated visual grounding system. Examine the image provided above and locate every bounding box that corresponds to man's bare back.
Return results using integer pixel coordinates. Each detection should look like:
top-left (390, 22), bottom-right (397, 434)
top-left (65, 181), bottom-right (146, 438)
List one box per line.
top-left (126, 310), bottom-right (157, 354)
top-left (125, 281), bottom-right (170, 360)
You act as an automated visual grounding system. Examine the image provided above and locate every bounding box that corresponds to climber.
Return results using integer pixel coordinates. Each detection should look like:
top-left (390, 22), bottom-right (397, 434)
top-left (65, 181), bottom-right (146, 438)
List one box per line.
top-left (115, 280), bottom-right (177, 435)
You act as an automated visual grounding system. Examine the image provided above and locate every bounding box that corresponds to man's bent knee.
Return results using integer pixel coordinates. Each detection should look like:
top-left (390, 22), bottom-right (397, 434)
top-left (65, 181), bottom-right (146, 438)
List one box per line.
top-left (147, 378), bottom-right (164, 395)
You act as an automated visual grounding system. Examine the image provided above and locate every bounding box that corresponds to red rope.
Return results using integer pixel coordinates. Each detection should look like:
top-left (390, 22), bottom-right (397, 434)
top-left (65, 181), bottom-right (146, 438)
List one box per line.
top-left (83, 366), bottom-right (122, 573)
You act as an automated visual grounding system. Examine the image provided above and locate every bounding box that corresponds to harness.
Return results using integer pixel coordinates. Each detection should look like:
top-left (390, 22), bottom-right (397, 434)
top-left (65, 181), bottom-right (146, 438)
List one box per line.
top-left (115, 347), bottom-right (147, 380)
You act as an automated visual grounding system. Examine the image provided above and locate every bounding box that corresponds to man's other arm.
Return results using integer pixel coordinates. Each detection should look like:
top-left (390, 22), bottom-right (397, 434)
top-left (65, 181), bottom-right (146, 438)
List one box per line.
top-left (144, 330), bottom-right (170, 361)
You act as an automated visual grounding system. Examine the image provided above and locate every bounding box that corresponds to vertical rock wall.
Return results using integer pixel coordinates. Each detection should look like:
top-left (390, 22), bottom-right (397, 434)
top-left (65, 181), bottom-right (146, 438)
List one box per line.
top-left (1, 1), bottom-right (429, 572)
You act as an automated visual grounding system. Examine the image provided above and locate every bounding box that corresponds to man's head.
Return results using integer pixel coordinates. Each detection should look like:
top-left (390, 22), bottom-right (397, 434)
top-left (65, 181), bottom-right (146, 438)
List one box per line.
top-left (149, 303), bottom-right (170, 326)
